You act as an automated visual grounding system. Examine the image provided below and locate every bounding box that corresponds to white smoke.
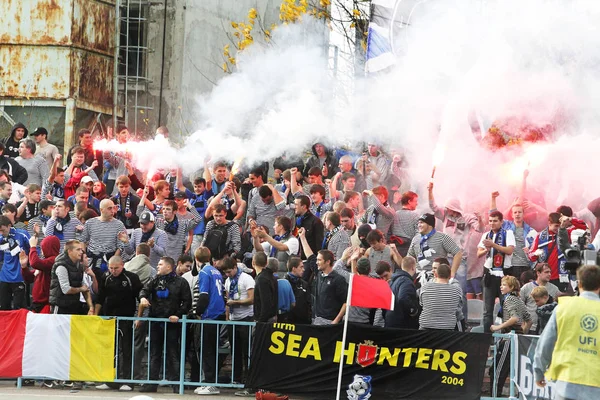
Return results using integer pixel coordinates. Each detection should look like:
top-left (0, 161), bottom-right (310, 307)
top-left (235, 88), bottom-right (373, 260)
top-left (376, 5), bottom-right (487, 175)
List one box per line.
top-left (130, 0), bottom-right (600, 213)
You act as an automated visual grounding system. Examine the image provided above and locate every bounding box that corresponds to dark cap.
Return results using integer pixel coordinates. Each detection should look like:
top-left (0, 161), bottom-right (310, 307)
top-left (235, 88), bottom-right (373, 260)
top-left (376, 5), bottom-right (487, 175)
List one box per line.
top-left (39, 199), bottom-right (56, 210)
top-left (418, 213), bottom-right (436, 228)
top-left (139, 211), bottom-right (155, 224)
top-left (174, 191), bottom-right (187, 199)
top-left (31, 127), bottom-right (48, 136)
top-left (356, 257), bottom-right (371, 271)
top-left (357, 224), bottom-right (373, 239)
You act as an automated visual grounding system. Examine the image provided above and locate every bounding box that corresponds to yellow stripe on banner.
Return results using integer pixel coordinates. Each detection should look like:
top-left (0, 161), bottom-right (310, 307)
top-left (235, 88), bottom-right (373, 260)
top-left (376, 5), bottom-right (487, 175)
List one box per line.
top-left (69, 316), bottom-right (116, 382)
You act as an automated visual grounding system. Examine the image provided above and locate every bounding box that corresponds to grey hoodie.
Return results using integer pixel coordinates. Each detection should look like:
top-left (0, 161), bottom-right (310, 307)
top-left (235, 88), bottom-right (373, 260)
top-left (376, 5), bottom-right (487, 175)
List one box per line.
top-left (124, 254), bottom-right (154, 285)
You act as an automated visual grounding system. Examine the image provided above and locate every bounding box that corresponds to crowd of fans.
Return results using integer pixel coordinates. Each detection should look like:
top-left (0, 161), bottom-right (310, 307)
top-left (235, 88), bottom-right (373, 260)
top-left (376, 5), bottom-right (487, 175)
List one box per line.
top-left (1, 122), bottom-right (599, 396)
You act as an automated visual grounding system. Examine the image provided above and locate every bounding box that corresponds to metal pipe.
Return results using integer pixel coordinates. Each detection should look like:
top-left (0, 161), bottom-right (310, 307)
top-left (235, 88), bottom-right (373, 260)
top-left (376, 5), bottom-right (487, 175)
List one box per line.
top-left (113, 0), bottom-right (121, 131)
top-left (157, 0), bottom-right (168, 125)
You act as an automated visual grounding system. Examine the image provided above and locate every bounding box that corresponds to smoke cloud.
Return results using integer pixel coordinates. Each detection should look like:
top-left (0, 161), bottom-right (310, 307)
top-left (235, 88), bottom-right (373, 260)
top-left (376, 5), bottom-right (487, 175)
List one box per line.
top-left (130, 0), bottom-right (600, 213)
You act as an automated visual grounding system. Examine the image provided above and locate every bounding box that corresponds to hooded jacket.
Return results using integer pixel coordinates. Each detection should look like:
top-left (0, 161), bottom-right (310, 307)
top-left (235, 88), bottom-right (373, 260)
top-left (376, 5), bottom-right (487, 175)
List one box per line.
top-left (22, 236), bottom-right (60, 305)
top-left (303, 143), bottom-right (339, 179)
top-left (3, 123), bottom-right (28, 158)
top-left (384, 269), bottom-right (419, 329)
top-left (0, 156), bottom-right (28, 184)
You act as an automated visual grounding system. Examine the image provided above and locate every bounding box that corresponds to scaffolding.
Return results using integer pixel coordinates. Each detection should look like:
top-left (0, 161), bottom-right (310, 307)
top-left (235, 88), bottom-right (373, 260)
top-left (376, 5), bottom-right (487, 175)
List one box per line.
top-left (115, 0), bottom-right (154, 139)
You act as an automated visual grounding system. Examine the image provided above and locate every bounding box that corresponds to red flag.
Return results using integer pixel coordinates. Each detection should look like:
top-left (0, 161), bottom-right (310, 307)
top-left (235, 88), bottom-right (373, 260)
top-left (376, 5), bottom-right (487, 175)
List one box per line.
top-left (349, 274), bottom-right (394, 310)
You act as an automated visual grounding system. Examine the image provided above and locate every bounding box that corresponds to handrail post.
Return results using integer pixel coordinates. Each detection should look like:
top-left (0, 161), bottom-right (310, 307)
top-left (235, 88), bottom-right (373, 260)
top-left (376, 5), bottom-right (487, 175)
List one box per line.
top-left (179, 316), bottom-right (187, 395)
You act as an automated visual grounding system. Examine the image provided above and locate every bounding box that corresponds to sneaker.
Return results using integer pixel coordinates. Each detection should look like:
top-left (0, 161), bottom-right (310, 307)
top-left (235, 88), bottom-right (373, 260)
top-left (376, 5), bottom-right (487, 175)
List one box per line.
top-left (139, 385), bottom-right (158, 393)
top-left (96, 384), bottom-right (111, 390)
top-left (71, 382), bottom-right (83, 391)
top-left (42, 380), bottom-right (58, 388)
top-left (234, 389), bottom-right (255, 397)
top-left (119, 384), bottom-right (132, 391)
top-left (194, 386), bottom-right (221, 395)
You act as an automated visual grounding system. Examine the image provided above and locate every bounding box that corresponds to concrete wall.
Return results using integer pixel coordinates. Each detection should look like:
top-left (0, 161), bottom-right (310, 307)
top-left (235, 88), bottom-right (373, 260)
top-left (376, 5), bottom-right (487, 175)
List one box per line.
top-left (140, 0), bottom-right (281, 144)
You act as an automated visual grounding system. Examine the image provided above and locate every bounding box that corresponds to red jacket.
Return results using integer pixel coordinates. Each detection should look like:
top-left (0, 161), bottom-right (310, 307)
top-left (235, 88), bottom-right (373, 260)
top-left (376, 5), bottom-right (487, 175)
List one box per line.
top-left (21, 236), bottom-right (60, 305)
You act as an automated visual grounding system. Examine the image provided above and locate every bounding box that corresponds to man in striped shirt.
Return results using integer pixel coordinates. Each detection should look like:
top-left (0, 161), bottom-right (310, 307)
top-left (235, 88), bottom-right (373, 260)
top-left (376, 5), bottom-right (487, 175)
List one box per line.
top-left (408, 213), bottom-right (463, 276)
top-left (79, 199), bottom-right (127, 278)
top-left (419, 261), bottom-right (463, 330)
top-left (246, 184), bottom-right (286, 234)
top-left (323, 211), bottom-right (351, 261)
top-left (44, 199), bottom-right (82, 251)
top-left (360, 186), bottom-right (397, 239)
top-left (395, 191), bottom-right (420, 256)
top-left (155, 199), bottom-right (200, 262)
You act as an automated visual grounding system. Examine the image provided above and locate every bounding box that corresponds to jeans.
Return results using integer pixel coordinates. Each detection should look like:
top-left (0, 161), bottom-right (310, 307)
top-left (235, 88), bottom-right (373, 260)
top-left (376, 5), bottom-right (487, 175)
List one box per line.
top-left (454, 260), bottom-right (468, 322)
top-left (227, 316), bottom-right (253, 383)
top-left (133, 320), bottom-right (149, 380)
top-left (148, 322), bottom-right (181, 383)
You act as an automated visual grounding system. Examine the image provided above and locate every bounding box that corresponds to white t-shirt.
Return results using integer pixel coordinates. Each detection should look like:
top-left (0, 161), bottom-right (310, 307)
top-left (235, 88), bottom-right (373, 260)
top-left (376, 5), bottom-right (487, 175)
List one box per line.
top-left (262, 237), bottom-right (300, 257)
top-left (225, 271), bottom-right (255, 320)
top-left (478, 229), bottom-right (516, 275)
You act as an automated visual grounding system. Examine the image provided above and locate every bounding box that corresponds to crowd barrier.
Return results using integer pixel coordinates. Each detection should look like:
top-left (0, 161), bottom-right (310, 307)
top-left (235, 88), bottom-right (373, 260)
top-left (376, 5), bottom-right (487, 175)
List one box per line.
top-left (7, 314), bottom-right (532, 399)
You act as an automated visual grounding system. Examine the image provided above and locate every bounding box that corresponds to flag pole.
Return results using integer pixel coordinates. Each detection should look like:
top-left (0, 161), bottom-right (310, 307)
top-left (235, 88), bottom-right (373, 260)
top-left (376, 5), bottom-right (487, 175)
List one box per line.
top-left (336, 272), bottom-right (354, 400)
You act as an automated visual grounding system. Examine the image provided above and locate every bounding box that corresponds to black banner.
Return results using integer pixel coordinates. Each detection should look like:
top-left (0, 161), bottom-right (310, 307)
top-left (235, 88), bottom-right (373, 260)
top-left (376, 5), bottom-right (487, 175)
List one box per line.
top-left (247, 323), bottom-right (491, 400)
top-left (516, 335), bottom-right (556, 400)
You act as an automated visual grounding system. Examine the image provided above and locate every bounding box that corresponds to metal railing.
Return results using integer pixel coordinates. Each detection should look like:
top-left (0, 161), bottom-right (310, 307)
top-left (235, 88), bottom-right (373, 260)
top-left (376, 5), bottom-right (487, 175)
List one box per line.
top-left (14, 319), bottom-right (530, 399)
top-left (17, 316), bottom-right (255, 395)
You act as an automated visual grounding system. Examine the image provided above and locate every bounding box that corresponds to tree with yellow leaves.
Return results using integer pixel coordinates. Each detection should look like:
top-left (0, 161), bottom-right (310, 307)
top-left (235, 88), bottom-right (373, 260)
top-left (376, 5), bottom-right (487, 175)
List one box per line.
top-left (221, 0), bottom-right (370, 74)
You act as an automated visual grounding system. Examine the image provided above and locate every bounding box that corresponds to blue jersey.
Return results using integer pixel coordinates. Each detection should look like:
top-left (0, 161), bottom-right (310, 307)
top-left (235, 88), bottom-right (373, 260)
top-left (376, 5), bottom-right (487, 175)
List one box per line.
top-left (277, 278), bottom-right (296, 313)
top-left (184, 188), bottom-right (213, 235)
top-left (198, 264), bottom-right (226, 320)
top-left (0, 228), bottom-right (31, 283)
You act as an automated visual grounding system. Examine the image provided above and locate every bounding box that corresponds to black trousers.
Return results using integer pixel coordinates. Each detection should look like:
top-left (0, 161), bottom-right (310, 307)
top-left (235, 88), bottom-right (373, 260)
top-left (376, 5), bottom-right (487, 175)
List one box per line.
top-left (53, 302), bottom-right (89, 315)
top-left (482, 274), bottom-right (502, 334)
top-left (227, 316), bottom-right (253, 383)
top-left (198, 314), bottom-right (226, 383)
top-left (0, 281), bottom-right (26, 310)
top-left (148, 322), bottom-right (181, 382)
top-left (116, 320), bottom-right (134, 380)
top-left (133, 320), bottom-right (149, 380)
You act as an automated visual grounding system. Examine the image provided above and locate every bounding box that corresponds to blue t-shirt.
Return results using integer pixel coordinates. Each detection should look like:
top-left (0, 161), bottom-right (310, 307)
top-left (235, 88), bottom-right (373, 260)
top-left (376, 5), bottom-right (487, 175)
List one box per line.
top-left (277, 278), bottom-right (296, 313)
top-left (198, 264), bottom-right (226, 320)
top-left (184, 188), bottom-right (213, 235)
top-left (0, 228), bottom-right (31, 283)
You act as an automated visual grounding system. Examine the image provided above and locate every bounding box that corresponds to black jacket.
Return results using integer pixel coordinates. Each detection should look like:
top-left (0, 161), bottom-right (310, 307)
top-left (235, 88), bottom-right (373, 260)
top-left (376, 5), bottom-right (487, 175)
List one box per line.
top-left (254, 268), bottom-right (278, 322)
top-left (303, 144), bottom-right (339, 179)
top-left (384, 269), bottom-right (419, 329)
top-left (297, 211), bottom-right (324, 261)
top-left (3, 122), bottom-right (28, 158)
top-left (97, 270), bottom-right (143, 316)
top-left (112, 193), bottom-right (141, 229)
top-left (139, 273), bottom-right (191, 318)
top-left (0, 156), bottom-right (28, 184)
top-left (285, 273), bottom-right (312, 324)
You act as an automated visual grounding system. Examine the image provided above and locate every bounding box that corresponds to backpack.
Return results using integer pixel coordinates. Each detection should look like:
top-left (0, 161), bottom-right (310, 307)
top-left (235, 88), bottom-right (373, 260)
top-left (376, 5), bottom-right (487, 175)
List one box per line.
top-left (204, 222), bottom-right (233, 260)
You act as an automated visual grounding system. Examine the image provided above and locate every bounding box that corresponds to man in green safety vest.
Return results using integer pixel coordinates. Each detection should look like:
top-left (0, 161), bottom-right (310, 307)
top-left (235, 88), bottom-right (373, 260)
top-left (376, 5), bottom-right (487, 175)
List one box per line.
top-left (534, 264), bottom-right (600, 400)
